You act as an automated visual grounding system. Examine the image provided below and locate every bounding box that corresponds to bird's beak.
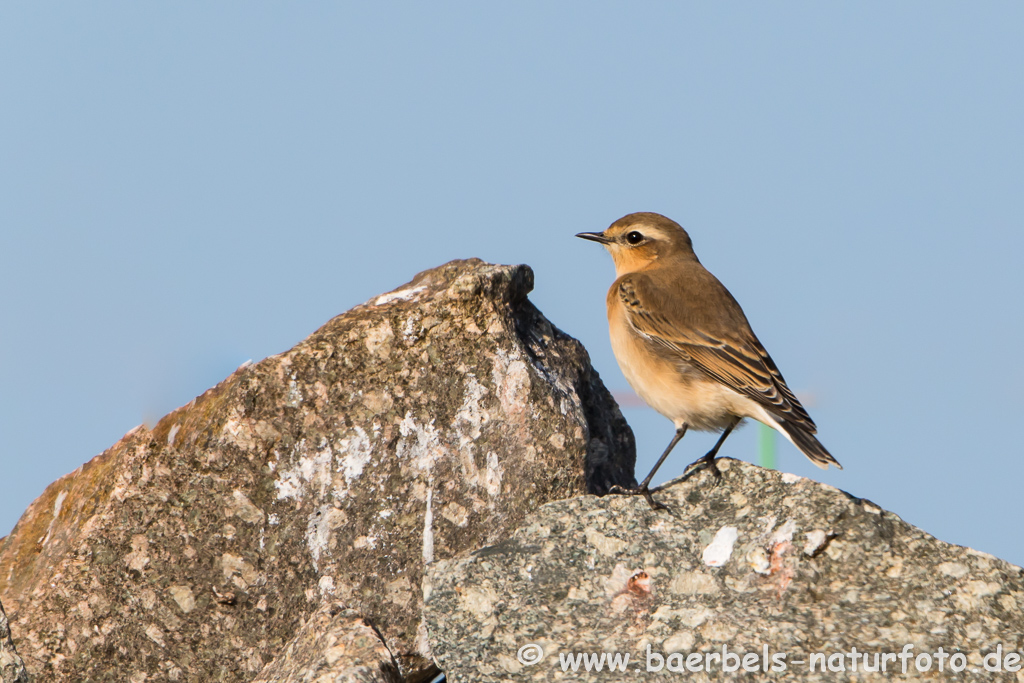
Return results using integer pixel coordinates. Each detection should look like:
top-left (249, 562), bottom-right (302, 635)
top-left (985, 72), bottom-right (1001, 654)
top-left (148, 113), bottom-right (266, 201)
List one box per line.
top-left (576, 232), bottom-right (611, 245)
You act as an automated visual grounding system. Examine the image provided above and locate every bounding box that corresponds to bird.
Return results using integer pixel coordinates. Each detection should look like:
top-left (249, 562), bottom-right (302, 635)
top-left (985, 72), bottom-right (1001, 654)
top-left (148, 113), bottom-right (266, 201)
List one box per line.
top-left (577, 212), bottom-right (840, 507)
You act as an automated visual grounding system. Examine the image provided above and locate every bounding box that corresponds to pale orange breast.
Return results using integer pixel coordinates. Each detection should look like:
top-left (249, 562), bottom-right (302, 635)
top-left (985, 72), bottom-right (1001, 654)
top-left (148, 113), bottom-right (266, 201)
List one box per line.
top-left (606, 290), bottom-right (759, 432)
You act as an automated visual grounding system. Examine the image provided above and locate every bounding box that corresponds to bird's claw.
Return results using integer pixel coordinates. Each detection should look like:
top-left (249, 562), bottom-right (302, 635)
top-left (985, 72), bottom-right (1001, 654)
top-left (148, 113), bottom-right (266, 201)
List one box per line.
top-left (607, 484), bottom-right (668, 511)
top-left (683, 456), bottom-right (723, 483)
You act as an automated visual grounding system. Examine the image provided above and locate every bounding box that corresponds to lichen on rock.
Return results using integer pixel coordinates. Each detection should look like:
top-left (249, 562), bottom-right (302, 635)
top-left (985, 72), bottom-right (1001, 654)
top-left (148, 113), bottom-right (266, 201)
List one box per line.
top-left (0, 259), bottom-right (635, 682)
top-left (424, 459), bottom-right (1024, 682)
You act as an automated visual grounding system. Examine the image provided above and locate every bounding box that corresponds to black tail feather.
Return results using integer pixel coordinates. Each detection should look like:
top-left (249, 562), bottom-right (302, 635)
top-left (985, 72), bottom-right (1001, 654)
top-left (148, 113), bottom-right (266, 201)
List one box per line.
top-left (779, 422), bottom-right (842, 470)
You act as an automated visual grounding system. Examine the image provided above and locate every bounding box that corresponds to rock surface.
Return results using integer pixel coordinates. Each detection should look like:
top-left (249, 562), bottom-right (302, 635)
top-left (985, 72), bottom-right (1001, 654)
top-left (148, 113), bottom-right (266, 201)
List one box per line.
top-left (425, 459), bottom-right (1024, 682)
top-left (0, 600), bottom-right (28, 683)
top-left (250, 604), bottom-right (402, 683)
top-left (0, 258), bottom-right (635, 682)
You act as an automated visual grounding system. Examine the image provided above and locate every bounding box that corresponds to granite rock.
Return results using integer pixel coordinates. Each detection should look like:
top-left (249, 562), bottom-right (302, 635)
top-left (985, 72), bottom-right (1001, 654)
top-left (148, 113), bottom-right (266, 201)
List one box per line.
top-left (0, 258), bottom-right (635, 682)
top-left (425, 459), bottom-right (1024, 682)
top-left (250, 604), bottom-right (402, 683)
top-left (0, 599), bottom-right (28, 683)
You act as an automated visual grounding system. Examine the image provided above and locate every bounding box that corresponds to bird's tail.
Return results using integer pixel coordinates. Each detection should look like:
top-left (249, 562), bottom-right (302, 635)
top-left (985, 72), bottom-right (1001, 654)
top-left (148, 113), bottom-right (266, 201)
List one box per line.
top-left (777, 422), bottom-right (842, 470)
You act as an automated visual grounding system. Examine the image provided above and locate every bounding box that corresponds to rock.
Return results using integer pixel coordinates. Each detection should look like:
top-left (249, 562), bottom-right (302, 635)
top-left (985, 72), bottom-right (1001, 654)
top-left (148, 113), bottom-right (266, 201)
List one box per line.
top-left (0, 259), bottom-right (635, 682)
top-left (424, 458), bottom-right (1024, 682)
top-left (250, 604), bottom-right (402, 683)
top-left (0, 599), bottom-right (28, 683)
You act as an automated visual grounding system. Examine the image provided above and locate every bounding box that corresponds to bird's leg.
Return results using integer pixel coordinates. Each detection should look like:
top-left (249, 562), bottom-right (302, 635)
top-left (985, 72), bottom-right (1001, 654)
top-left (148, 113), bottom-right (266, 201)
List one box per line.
top-left (683, 418), bottom-right (740, 481)
top-left (609, 424), bottom-right (688, 510)
top-left (637, 424), bottom-right (688, 490)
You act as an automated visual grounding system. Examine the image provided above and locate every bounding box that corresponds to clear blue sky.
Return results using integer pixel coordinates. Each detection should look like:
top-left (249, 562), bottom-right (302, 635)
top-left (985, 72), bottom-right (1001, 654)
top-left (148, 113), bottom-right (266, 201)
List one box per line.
top-left (2, 4), bottom-right (1022, 566)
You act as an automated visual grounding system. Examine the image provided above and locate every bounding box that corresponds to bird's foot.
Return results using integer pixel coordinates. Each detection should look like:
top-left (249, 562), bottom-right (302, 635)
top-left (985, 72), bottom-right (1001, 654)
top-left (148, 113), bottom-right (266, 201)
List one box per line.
top-left (683, 454), bottom-right (722, 483)
top-left (607, 484), bottom-right (668, 511)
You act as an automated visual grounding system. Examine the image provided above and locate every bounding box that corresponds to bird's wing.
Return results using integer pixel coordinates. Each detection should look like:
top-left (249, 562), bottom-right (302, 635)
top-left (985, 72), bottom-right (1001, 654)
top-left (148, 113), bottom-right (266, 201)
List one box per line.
top-left (617, 274), bottom-right (817, 431)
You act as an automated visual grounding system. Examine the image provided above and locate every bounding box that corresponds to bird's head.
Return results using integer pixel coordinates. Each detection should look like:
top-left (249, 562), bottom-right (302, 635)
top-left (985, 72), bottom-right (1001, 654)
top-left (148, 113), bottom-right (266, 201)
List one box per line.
top-left (576, 212), bottom-right (696, 276)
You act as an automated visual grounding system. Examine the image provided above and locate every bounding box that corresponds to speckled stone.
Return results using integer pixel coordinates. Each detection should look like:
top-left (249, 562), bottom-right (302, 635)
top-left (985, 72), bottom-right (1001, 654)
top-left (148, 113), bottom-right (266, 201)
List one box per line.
top-left (425, 459), bottom-right (1024, 682)
top-left (0, 259), bottom-right (635, 682)
top-left (250, 604), bottom-right (402, 683)
top-left (0, 599), bottom-right (28, 683)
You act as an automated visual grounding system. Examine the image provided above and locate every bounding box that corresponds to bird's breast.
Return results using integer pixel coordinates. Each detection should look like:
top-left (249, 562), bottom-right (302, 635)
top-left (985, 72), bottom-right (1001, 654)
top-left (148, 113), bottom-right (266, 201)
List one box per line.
top-left (607, 296), bottom-right (756, 432)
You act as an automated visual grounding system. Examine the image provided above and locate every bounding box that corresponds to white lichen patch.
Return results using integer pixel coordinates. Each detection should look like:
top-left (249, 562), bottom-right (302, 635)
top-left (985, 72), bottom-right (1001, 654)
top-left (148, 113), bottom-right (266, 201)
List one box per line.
top-left (757, 515), bottom-right (778, 541)
top-left (306, 506), bottom-right (347, 571)
top-left (423, 488), bottom-right (435, 564)
top-left (459, 374), bottom-right (489, 429)
top-left (401, 315), bottom-right (420, 343)
top-left (702, 526), bottom-right (739, 567)
top-left (335, 426), bottom-right (374, 493)
top-left (803, 529), bottom-right (829, 556)
top-left (274, 439), bottom-right (333, 501)
top-left (770, 519), bottom-right (797, 546)
top-left (781, 472), bottom-right (803, 484)
top-left (285, 380), bottom-right (303, 408)
top-left (374, 285), bottom-right (426, 306)
top-left (447, 374), bottom-right (495, 487)
top-left (397, 412), bottom-right (444, 474)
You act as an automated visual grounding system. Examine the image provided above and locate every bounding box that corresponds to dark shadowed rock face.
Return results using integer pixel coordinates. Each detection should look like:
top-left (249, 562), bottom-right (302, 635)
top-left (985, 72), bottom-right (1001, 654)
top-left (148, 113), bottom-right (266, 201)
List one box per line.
top-left (424, 459), bottom-right (1024, 682)
top-left (0, 259), bottom-right (635, 682)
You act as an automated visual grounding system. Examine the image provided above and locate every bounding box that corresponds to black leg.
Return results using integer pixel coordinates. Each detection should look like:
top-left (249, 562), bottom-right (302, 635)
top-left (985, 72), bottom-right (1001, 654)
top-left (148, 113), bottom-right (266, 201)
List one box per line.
top-left (683, 418), bottom-right (740, 480)
top-left (638, 424), bottom-right (688, 490)
top-left (609, 424), bottom-right (688, 510)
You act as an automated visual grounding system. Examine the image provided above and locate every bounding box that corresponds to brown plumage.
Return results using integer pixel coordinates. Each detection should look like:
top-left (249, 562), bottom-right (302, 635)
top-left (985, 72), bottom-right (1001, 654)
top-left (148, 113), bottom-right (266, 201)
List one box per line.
top-left (578, 212), bottom-right (839, 504)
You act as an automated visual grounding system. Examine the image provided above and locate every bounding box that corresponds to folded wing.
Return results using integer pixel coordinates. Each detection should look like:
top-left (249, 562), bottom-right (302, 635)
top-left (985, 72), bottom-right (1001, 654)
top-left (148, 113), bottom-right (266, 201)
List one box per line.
top-left (617, 273), bottom-right (823, 435)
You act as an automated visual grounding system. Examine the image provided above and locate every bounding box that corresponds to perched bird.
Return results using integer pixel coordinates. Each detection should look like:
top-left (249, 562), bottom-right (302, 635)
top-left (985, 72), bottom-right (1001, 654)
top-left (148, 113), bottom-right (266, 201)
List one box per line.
top-left (577, 212), bottom-right (840, 507)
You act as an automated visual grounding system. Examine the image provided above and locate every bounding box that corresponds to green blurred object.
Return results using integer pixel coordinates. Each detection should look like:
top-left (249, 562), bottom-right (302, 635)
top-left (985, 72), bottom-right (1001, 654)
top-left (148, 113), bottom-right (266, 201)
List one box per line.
top-left (759, 422), bottom-right (776, 470)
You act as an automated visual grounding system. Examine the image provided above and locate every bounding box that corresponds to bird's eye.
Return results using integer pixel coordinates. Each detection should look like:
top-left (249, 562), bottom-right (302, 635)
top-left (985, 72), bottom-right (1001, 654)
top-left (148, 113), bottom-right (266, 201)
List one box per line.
top-left (625, 231), bottom-right (644, 245)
